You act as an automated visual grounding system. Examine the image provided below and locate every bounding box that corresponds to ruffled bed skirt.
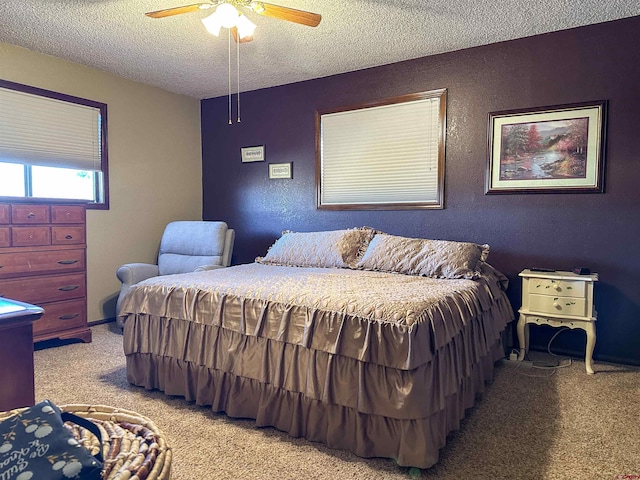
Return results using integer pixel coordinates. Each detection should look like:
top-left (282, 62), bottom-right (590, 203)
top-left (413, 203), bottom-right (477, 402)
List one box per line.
top-left (122, 265), bottom-right (514, 468)
top-left (126, 339), bottom-right (503, 468)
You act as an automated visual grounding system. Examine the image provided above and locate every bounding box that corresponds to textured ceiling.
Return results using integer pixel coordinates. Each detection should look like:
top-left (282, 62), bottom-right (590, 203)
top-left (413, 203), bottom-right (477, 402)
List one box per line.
top-left (1, 1), bottom-right (639, 99)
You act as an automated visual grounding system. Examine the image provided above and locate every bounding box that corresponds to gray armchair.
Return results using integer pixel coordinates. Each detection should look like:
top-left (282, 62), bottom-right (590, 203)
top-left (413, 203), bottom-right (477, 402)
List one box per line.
top-left (115, 221), bottom-right (234, 326)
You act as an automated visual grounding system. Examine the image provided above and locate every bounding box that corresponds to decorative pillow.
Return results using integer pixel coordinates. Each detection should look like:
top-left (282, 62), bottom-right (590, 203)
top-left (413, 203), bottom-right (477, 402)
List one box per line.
top-left (256, 227), bottom-right (375, 268)
top-left (355, 233), bottom-right (489, 279)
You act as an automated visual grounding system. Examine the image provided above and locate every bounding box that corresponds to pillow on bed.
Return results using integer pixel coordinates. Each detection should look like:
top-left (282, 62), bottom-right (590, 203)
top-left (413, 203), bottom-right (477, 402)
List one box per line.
top-left (256, 227), bottom-right (375, 268)
top-left (355, 233), bottom-right (489, 279)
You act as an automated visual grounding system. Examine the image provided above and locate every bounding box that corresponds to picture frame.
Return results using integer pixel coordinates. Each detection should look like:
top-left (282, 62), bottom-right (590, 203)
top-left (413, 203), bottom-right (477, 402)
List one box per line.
top-left (486, 101), bottom-right (607, 194)
top-left (241, 145), bottom-right (265, 163)
top-left (268, 162), bottom-right (292, 179)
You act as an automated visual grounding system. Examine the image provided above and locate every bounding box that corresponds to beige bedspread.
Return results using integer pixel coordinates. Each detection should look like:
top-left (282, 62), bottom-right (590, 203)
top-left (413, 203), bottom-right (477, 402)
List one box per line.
top-left (120, 262), bottom-right (509, 370)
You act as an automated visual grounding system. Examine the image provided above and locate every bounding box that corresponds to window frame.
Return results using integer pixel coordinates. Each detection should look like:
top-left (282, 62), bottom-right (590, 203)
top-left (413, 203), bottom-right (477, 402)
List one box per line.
top-left (0, 79), bottom-right (109, 210)
top-left (315, 89), bottom-right (447, 210)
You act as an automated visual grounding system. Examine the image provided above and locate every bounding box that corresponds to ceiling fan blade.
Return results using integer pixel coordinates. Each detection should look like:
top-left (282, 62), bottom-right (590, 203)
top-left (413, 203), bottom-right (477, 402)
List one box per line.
top-left (249, 2), bottom-right (321, 27)
top-left (145, 3), bottom-right (212, 18)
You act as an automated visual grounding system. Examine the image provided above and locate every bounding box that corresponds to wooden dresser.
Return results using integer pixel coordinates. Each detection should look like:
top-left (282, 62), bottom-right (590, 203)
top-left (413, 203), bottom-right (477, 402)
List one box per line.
top-left (0, 203), bottom-right (91, 343)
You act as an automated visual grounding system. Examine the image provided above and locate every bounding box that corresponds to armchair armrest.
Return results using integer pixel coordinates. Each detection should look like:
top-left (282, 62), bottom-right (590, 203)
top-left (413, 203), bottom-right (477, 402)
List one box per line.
top-left (116, 263), bottom-right (160, 286)
top-left (194, 265), bottom-right (226, 272)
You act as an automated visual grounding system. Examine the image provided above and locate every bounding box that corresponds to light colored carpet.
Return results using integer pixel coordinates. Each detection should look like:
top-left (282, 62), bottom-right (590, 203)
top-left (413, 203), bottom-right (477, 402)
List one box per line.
top-left (34, 323), bottom-right (640, 479)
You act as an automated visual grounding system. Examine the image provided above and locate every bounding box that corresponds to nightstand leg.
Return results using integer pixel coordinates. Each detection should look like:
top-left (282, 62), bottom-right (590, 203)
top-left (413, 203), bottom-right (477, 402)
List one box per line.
top-left (516, 314), bottom-right (529, 361)
top-left (584, 322), bottom-right (596, 374)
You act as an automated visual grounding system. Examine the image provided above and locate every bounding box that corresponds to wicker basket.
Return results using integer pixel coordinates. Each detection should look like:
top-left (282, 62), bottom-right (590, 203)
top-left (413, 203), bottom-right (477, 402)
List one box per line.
top-left (0, 404), bottom-right (172, 480)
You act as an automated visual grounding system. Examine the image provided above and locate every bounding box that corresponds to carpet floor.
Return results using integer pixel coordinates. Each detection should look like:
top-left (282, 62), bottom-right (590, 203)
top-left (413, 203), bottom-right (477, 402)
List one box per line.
top-left (33, 323), bottom-right (640, 479)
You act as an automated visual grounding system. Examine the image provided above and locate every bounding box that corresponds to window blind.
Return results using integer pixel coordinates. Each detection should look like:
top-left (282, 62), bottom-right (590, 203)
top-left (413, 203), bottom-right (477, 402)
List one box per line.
top-left (0, 85), bottom-right (102, 171)
top-left (318, 90), bottom-right (446, 209)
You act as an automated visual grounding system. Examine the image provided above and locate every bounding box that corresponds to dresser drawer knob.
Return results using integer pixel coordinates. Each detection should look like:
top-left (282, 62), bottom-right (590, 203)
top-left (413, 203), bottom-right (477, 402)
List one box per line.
top-left (27, 212), bottom-right (36, 218)
top-left (65, 235), bottom-right (73, 240)
top-left (553, 302), bottom-right (561, 309)
top-left (57, 259), bottom-right (78, 265)
top-left (59, 313), bottom-right (80, 320)
top-left (58, 285), bottom-right (80, 292)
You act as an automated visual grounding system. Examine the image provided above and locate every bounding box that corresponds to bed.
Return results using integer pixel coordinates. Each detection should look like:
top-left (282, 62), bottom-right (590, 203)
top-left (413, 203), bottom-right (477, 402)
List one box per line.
top-left (120, 229), bottom-right (514, 468)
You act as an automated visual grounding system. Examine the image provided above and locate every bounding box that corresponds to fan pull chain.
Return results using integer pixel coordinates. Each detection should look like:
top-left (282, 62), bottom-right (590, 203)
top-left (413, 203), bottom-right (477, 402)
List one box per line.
top-left (236, 34), bottom-right (241, 123)
top-left (227, 28), bottom-right (232, 125)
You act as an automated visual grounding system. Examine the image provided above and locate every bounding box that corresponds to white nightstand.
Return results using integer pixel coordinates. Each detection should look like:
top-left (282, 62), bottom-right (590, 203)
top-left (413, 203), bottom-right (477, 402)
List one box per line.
top-left (517, 269), bottom-right (599, 374)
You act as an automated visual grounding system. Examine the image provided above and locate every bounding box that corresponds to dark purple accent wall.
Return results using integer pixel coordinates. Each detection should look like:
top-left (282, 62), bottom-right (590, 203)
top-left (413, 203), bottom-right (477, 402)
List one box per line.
top-left (202, 16), bottom-right (640, 365)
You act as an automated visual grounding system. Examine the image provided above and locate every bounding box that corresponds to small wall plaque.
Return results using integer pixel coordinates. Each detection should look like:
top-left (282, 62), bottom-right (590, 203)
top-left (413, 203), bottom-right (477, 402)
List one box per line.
top-left (269, 162), bottom-right (292, 179)
top-left (241, 145), bottom-right (265, 163)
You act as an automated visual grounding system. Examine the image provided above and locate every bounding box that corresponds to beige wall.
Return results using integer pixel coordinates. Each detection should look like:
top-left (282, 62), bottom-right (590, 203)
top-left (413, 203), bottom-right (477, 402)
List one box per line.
top-left (0, 42), bottom-right (203, 322)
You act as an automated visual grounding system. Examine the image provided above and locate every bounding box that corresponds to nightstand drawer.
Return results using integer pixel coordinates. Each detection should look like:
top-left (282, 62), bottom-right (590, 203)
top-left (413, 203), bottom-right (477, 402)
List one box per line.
top-left (528, 293), bottom-right (587, 317)
top-left (528, 277), bottom-right (586, 298)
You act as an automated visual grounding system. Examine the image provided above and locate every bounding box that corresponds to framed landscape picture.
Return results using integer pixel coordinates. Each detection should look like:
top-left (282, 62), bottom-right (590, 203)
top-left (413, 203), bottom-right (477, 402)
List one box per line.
top-left (486, 101), bottom-right (607, 194)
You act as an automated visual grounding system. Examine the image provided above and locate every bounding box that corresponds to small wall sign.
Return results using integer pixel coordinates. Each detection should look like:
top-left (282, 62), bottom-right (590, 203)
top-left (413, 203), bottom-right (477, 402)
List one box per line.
top-left (269, 162), bottom-right (292, 179)
top-left (241, 145), bottom-right (265, 163)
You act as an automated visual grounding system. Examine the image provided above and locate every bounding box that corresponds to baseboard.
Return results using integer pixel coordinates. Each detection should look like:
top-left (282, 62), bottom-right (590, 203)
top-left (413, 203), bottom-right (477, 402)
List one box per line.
top-left (527, 345), bottom-right (640, 367)
top-left (88, 317), bottom-right (116, 326)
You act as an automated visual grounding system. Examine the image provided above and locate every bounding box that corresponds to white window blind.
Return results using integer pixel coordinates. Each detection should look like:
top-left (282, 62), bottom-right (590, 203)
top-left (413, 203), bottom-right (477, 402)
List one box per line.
top-left (318, 89), bottom-right (446, 209)
top-left (0, 85), bottom-right (102, 171)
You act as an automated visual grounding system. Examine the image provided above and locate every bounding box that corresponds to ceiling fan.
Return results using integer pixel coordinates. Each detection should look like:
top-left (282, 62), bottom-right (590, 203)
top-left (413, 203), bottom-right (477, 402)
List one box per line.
top-left (145, 1), bottom-right (322, 42)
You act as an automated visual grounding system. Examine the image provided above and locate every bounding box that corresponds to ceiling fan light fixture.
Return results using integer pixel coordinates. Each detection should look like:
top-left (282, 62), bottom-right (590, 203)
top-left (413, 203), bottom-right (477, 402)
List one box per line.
top-left (236, 14), bottom-right (257, 39)
top-left (249, 2), bottom-right (265, 14)
top-left (216, 3), bottom-right (241, 28)
top-left (201, 3), bottom-right (253, 38)
top-left (201, 14), bottom-right (222, 36)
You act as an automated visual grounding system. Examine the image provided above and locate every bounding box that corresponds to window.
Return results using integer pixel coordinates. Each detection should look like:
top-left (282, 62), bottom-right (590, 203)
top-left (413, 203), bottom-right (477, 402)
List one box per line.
top-left (316, 89), bottom-right (447, 210)
top-left (0, 79), bottom-right (108, 209)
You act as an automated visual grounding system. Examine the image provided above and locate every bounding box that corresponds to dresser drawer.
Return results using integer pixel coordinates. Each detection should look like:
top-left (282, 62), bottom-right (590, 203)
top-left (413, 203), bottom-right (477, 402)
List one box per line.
top-left (528, 277), bottom-right (586, 298)
top-left (0, 272), bottom-right (85, 304)
top-left (11, 227), bottom-right (51, 247)
top-left (0, 228), bottom-right (9, 247)
top-left (52, 226), bottom-right (85, 245)
top-left (11, 205), bottom-right (50, 224)
top-left (32, 299), bottom-right (87, 336)
top-left (528, 293), bottom-right (587, 317)
top-left (0, 248), bottom-right (85, 278)
top-left (0, 205), bottom-right (8, 224)
top-left (51, 205), bottom-right (85, 224)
